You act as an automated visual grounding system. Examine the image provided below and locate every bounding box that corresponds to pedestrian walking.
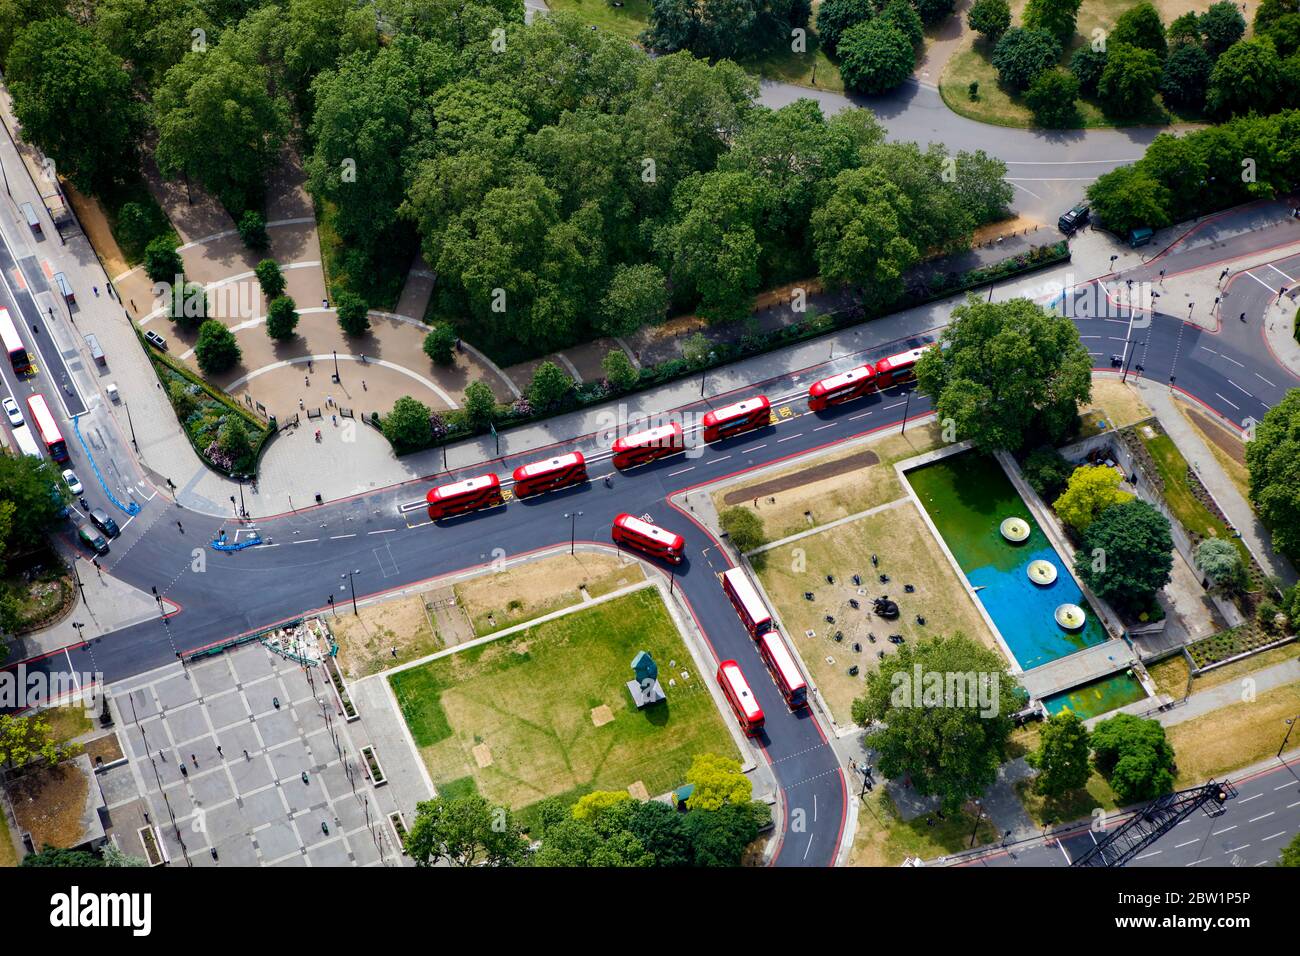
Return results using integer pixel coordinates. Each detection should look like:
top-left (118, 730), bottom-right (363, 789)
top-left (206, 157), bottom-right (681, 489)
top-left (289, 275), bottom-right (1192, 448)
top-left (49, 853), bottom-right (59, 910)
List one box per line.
top-left (243, 750), bottom-right (250, 760)
top-left (216, 745), bottom-right (223, 757)
top-left (361, 380), bottom-right (367, 391)
top-left (304, 375), bottom-right (310, 387)
top-left (1240, 312), bottom-right (1247, 322)
top-left (158, 750), bottom-right (165, 762)
top-left (177, 521), bottom-right (184, 533)
top-left (180, 763), bottom-right (188, 777)
top-left (299, 398), bottom-right (304, 409)
top-left (331, 414), bottom-right (337, 426)
top-left (93, 286), bottom-right (99, 297)
top-left (190, 753), bottom-right (197, 765)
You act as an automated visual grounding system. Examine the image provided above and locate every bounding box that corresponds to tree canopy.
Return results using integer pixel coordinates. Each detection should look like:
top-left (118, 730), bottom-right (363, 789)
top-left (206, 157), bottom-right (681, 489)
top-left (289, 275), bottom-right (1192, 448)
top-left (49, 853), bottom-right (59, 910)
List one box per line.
top-left (1026, 710), bottom-right (1091, 797)
top-left (1090, 713), bottom-right (1176, 804)
top-left (1052, 464), bottom-right (1133, 532)
top-left (1246, 387), bottom-right (1300, 559)
top-left (1076, 499), bottom-right (1174, 612)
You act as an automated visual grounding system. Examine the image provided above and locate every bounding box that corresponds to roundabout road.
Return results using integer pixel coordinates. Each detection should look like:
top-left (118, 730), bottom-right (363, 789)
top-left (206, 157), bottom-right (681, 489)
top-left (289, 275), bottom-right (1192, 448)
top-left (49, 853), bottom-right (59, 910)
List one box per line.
top-left (6, 211), bottom-right (1299, 867)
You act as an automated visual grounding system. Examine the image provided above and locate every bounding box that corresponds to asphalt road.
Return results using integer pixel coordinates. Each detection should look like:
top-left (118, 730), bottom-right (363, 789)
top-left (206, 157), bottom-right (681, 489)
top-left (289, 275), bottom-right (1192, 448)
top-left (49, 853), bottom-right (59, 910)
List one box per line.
top-left (4, 208), bottom-right (1300, 867)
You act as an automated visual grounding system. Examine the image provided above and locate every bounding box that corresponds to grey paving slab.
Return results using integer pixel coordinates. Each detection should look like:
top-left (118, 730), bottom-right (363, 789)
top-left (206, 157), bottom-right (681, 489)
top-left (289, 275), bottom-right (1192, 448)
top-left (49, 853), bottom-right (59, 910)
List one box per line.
top-left (204, 801), bottom-right (248, 845)
top-left (206, 690), bottom-right (251, 730)
top-left (155, 673), bottom-right (201, 710)
top-left (216, 834), bottom-right (259, 867)
top-left (192, 658), bottom-right (236, 697)
top-left (190, 768), bottom-right (234, 806)
top-left (168, 709), bottom-right (212, 746)
top-left (298, 814), bottom-right (334, 848)
top-left (242, 786), bottom-right (287, 824)
top-left (215, 721), bottom-right (261, 758)
top-left (160, 784), bottom-right (196, 821)
top-left (350, 833), bottom-right (381, 866)
top-left (229, 755), bottom-right (274, 791)
top-left (283, 774), bottom-right (327, 815)
top-left (256, 821), bottom-right (301, 860)
top-left (123, 686), bottom-right (160, 721)
top-left (256, 709), bottom-right (299, 747)
top-left (232, 649), bottom-right (276, 685)
top-left (307, 839), bottom-right (351, 867)
top-left (271, 853), bottom-right (307, 867)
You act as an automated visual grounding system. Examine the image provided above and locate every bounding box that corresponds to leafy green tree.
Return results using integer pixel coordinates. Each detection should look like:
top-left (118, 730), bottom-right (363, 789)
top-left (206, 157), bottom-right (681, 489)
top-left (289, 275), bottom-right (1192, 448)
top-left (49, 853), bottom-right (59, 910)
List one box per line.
top-left (335, 291), bottom-right (370, 336)
top-left (1026, 69), bottom-right (1081, 127)
top-left (1202, 0), bottom-right (1247, 57)
top-left (532, 816), bottom-right (653, 867)
top-left (1111, 2), bottom-right (1167, 60)
top-left (1194, 538), bottom-right (1248, 594)
top-left (216, 416), bottom-right (253, 466)
top-left (913, 0), bottom-right (956, 26)
top-left (423, 324), bottom-right (458, 365)
top-left (599, 263), bottom-right (669, 337)
top-left (21, 847), bottom-right (104, 868)
top-left (405, 795), bottom-right (527, 867)
top-left (154, 48), bottom-right (289, 214)
top-left (880, 0), bottom-right (924, 47)
top-left (237, 210), bottom-right (269, 251)
top-left (265, 296), bottom-right (299, 341)
top-left (528, 360), bottom-right (573, 409)
top-left (1282, 832), bottom-right (1300, 867)
top-left (168, 380), bottom-right (197, 422)
top-left (1090, 713), bottom-right (1176, 803)
top-left (1027, 710), bottom-right (1092, 797)
top-left (991, 28), bottom-right (1062, 92)
top-left (601, 349), bottom-right (639, 391)
top-left (254, 260), bottom-right (286, 301)
top-left (1262, 13), bottom-right (1300, 57)
top-left (1161, 42), bottom-right (1213, 110)
top-left (816, 0), bottom-right (876, 53)
top-left (1052, 464), bottom-right (1134, 532)
top-left (0, 0), bottom-right (67, 64)
top-left (194, 320), bottom-right (241, 376)
top-left (1022, 446), bottom-right (1073, 500)
top-left (0, 453), bottom-right (71, 554)
top-left (682, 801), bottom-right (766, 866)
top-left (627, 800), bottom-right (693, 867)
top-left (1206, 38), bottom-right (1283, 118)
top-left (967, 0), bottom-right (1011, 43)
top-left (719, 507), bottom-right (766, 553)
top-left (145, 237), bottom-right (184, 284)
top-left (1086, 164), bottom-right (1171, 236)
top-left (572, 790), bottom-right (635, 822)
top-left (1070, 45), bottom-right (1108, 96)
top-left (1022, 0), bottom-right (1081, 46)
top-left (812, 171), bottom-right (918, 310)
top-left (1166, 11), bottom-right (1202, 48)
top-left (1246, 388), bottom-right (1300, 559)
top-left (6, 18), bottom-right (139, 194)
top-left (1076, 499), bottom-right (1174, 612)
top-left (0, 713), bottom-right (61, 770)
top-left (1097, 42), bottom-right (1163, 116)
top-left (462, 380), bottom-right (498, 431)
top-left (915, 297), bottom-right (1092, 452)
top-left (838, 21), bottom-right (917, 95)
top-left (641, 0), bottom-right (810, 60)
top-left (168, 280), bottom-right (210, 329)
top-left (91, 0), bottom-right (215, 91)
top-left (382, 396), bottom-right (433, 453)
top-left (100, 844), bottom-right (149, 867)
top-left (685, 752), bottom-right (753, 810)
top-left (850, 635), bottom-right (1024, 813)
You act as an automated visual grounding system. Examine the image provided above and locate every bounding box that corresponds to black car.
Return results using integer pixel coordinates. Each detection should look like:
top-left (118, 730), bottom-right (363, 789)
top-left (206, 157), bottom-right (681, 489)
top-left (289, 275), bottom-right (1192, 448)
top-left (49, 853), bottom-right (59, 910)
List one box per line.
top-left (78, 524), bottom-right (109, 555)
top-left (1058, 202), bottom-right (1090, 235)
top-left (89, 507), bottom-right (120, 538)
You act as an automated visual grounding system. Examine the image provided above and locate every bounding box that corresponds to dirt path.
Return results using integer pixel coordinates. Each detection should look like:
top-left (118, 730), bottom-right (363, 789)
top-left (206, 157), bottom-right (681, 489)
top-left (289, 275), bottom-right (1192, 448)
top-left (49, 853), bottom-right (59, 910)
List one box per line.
top-left (722, 448), bottom-right (881, 505)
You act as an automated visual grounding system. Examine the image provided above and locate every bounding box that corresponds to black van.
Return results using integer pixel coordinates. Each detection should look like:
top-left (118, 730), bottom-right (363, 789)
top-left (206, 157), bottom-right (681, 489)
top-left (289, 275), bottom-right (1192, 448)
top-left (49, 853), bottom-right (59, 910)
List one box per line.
top-left (89, 507), bottom-right (121, 538)
top-left (1058, 202), bottom-right (1090, 234)
top-left (78, 524), bottom-right (109, 555)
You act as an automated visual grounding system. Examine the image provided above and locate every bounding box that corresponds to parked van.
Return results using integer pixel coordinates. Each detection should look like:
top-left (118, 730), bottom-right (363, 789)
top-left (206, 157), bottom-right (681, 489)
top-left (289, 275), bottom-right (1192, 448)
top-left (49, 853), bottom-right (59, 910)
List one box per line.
top-left (78, 523), bottom-right (109, 555)
top-left (1128, 227), bottom-right (1153, 248)
top-left (89, 507), bottom-right (120, 538)
top-left (1058, 202), bottom-right (1090, 235)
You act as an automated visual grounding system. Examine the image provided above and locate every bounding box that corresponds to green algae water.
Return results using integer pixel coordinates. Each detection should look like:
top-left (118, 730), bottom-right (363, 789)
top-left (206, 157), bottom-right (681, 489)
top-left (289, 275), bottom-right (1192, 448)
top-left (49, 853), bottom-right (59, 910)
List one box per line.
top-left (1043, 671), bottom-right (1148, 719)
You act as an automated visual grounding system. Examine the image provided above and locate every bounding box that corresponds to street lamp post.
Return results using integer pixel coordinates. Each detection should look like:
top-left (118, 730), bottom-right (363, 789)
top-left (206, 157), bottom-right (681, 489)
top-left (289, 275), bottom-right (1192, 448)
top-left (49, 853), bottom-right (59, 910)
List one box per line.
top-left (237, 476), bottom-right (246, 517)
top-left (1280, 716), bottom-right (1299, 759)
top-left (332, 350), bottom-right (340, 383)
top-left (969, 800), bottom-right (984, 848)
top-left (71, 620), bottom-right (85, 644)
top-left (343, 569), bottom-right (361, 615)
top-left (564, 511), bottom-right (583, 555)
top-left (901, 387), bottom-right (912, 435)
top-left (327, 594), bottom-right (336, 617)
top-left (123, 401), bottom-right (138, 450)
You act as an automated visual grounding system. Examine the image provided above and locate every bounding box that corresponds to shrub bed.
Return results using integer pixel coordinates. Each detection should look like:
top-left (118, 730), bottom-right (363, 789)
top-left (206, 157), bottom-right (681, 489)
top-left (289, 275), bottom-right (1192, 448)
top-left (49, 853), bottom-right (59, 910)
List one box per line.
top-left (1188, 624), bottom-right (1287, 670)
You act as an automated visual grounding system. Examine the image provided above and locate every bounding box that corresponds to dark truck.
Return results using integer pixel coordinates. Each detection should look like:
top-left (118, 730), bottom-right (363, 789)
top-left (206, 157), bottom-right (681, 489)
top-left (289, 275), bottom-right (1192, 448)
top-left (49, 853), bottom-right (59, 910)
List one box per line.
top-left (1058, 202), bottom-right (1090, 235)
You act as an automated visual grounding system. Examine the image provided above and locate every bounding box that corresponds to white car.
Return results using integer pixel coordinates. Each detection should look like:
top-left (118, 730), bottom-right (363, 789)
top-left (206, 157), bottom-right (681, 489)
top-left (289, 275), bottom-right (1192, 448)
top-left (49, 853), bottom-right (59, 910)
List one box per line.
top-left (62, 469), bottom-right (83, 495)
top-left (2, 397), bottom-right (22, 428)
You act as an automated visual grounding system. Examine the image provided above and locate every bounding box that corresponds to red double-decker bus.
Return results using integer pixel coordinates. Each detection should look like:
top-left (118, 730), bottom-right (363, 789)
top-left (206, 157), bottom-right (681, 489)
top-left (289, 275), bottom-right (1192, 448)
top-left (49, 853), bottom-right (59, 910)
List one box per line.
top-left (512, 451), bottom-right (587, 498)
top-left (717, 660), bottom-right (764, 736)
top-left (874, 344), bottom-right (934, 389)
top-left (612, 422), bottom-right (684, 470)
top-left (26, 394), bottom-right (67, 462)
top-left (807, 364), bottom-right (875, 411)
top-left (721, 567), bottom-right (772, 637)
top-left (758, 631), bottom-right (808, 709)
top-left (701, 395), bottom-right (770, 443)
top-left (426, 473), bottom-right (503, 519)
top-left (611, 513), bottom-right (685, 564)
top-left (0, 308), bottom-right (31, 376)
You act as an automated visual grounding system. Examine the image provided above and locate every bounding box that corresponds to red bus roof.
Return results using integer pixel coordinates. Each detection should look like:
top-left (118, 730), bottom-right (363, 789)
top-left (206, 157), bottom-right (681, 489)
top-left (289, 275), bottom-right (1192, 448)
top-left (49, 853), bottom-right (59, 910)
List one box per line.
top-left (703, 395), bottom-right (770, 427)
top-left (876, 344), bottom-right (933, 372)
top-left (613, 421), bottom-right (682, 450)
top-left (810, 364), bottom-right (874, 395)
top-left (721, 567), bottom-right (771, 628)
top-left (513, 451), bottom-right (584, 481)
top-left (26, 394), bottom-right (63, 446)
top-left (426, 473), bottom-right (500, 503)
top-left (613, 513), bottom-right (684, 548)
top-left (760, 632), bottom-right (806, 695)
top-left (718, 661), bottom-right (763, 720)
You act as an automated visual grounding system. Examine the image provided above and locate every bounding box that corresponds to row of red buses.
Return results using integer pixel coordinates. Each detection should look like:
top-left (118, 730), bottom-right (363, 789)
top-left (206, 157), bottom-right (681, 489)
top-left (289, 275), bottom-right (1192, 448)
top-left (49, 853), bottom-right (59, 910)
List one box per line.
top-left (721, 567), bottom-right (772, 637)
top-left (612, 422), bottom-right (683, 470)
top-left (805, 344), bottom-right (935, 410)
top-left (1, 308), bottom-right (31, 376)
top-left (611, 513), bottom-right (684, 564)
top-left (426, 473), bottom-right (503, 519)
top-left (717, 660), bottom-right (764, 736)
top-left (701, 395), bottom-right (770, 443)
top-left (758, 631), bottom-right (808, 709)
top-left (26, 394), bottom-right (67, 462)
top-left (511, 451), bottom-right (587, 498)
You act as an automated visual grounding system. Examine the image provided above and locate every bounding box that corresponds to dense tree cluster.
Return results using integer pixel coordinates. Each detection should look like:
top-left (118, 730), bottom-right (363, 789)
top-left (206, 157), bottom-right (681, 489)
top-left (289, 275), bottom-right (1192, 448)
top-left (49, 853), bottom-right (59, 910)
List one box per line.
top-left (642, 0), bottom-right (811, 60)
top-left (1246, 387), bottom-right (1300, 560)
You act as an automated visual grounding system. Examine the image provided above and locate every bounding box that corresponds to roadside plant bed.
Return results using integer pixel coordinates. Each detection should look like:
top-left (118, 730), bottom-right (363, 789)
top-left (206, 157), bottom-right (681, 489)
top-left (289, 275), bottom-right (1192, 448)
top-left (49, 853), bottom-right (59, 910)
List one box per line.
top-left (1, 557), bottom-right (76, 635)
top-left (1188, 624), bottom-right (1286, 671)
top-left (323, 655), bottom-right (358, 721)
top-left (382, 242), bottom-right (1070, 455)
top-left (138, 826), bottom-right (164, 866)
top-left (389, 810), bottom-right (408, 853)
top-left (360, 745), bottom-right (386, 785)
top-left (140, 332), bottom-right (274, 476)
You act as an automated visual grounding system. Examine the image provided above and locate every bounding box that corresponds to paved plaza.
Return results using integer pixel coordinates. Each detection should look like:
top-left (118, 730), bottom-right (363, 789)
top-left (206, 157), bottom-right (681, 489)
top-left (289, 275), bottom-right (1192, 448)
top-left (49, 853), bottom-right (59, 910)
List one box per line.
top-left (108, 643), bottom-right (409, 867)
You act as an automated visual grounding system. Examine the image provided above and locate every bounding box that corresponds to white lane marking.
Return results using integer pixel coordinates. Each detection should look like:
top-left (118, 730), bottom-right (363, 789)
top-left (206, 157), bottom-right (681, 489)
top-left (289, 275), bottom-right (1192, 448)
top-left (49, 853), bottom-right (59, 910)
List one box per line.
top-left (1228, 379), bottom-right (1252, 396)
top-left (1199, 346), bottom-right (1217, 355)
top-left (1184, 858), bottom-right (1207, 867)
top-left (1174, 839), bottom-right (1198, 848)
top-left (1274, 783), bottom-right (1294, 790)
top-left (1268, 262), bottom-right (1296, 282)
top-left (1239, 793), bottom-right (1262, 803)
top-left (713, 456), bottom-right (730, 464)
top-left (1288, 800), bottom-right (1300, 809)
top-left (740, 444), bottom-right (767, 453)
top-left (1262, 831), bottom-right (1287, 841)
top-left (777, 434), bottom-right (801, 443)
top-left (367, 529), bottom-right (395, 535)
top-left (849, 411), bottom-right (872, 420)
top-left (1257, 372), bottom-right (1277, 388)
top-left (883, 401), bottom-right (906, 410)
top-left (1135, 850), bottom-right (1161, 860)
top-left (1057, 841), bottom-right (1072, 864)
top-left (1244, 270), bottom-right (1275, 291)
top-left (1222, 355), bottom-right (1245, 368)
top-left (1248, 812), bottom-right (1275, 823)
top-left (1215, 393), bottom-right (1240, 411)
top-left (1224, 845), bottom-right (1250, 854)
top-left (1212, 825), bottom-right (1237, 835)
top-left (329, 534), bottom-right (356, 540)
top-left (667, 466), bottom-right (695, 477)
top-left (813, 423), bottom-right (837, 431)
top-left (803, 832), bottom-right (815, 860)
top-left (293, 538), bottom-right (319, 544)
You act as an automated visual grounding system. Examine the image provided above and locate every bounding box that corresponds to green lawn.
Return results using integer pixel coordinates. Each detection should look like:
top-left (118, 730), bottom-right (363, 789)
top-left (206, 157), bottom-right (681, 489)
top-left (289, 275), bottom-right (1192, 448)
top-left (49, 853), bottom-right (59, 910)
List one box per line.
top-left (547, 0), bottom-right (652, 38)
top-left (850, 787), bottom-right (999, 865)
top-left (389, 587), bottom-right (737, 820)
top-left (1138, 429), bottom-right (1250, 563)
